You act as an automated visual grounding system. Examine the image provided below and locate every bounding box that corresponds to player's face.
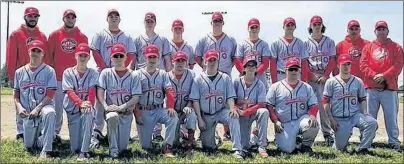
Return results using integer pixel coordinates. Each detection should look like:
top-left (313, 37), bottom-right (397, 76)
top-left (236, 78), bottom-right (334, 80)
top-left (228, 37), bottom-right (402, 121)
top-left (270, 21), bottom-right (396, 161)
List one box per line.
top-left (206, 58), bottom-right (218, 70)
top-left (286, 66), bottom-right (300, 79)
top-left (375, 27), bottom-right (388, 39)
top-left (107, 13), bottom-right (120, 26)
top-left (144, 19), bottom-right (156, 29)
top-left (111, 53), bottom-right (126, 66)
top-left (248, 25), bottom-right (260, 34)
top-left (24, 14), bottom-right (39, 28)
top-left (75, 53), bottom-right (90, 64)
top-left (146, 55), bottom-right (158, 66)
top-left (244, 61), bottom-right (257, 75)
top-left (172, 27), bottom-right (183, 35)
top-left (339, 62), bottom-right (351, 74)
top-left (311, 22), bottom-right (323, 33)
top-left (348, 26), bottom-right (360, 37)
top-left (174, 59), bottom-right (187, 71)
top-left (29, 48), bottom-right (44, 61)
top-left (211, 19), bottom-right (224, 28)
top-left (63, 14), bottom-right (76, 28)
top-left (284, 23), bottom-right (296, 33)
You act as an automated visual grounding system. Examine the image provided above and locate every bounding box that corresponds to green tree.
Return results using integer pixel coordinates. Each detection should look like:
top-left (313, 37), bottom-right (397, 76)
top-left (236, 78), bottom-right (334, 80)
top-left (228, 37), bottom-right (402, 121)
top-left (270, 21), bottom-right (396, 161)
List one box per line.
top-left (0, 64), bottom-right (9, 87)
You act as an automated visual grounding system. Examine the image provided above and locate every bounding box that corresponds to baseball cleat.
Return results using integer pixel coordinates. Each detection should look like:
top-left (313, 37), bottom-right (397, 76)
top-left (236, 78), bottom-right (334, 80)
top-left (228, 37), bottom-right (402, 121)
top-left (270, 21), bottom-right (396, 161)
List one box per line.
top-left (77, 152), bottom-right (89, 161)
top-left (39, 151), bottom-right (51, 160)
top-left (232, 150), bottom-right (244, 159)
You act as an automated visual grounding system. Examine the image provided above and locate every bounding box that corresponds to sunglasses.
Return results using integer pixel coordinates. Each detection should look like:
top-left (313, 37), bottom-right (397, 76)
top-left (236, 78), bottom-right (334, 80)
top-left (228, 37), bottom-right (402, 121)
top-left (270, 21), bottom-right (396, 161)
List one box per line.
top-left (31, 48), bottom-right (42, 53)
top-left (250, 26), bottom-right (259, 29)
top-left (113, 54), bottom-right (125, 58)
top-left (287, 67), bottom-right (299, 72)
top-left (175, 59), bottom-right (186, 63)
top-left (349, 27), bottom-right (359, 31)
top-left (213, 19), bottom-right (223, 23)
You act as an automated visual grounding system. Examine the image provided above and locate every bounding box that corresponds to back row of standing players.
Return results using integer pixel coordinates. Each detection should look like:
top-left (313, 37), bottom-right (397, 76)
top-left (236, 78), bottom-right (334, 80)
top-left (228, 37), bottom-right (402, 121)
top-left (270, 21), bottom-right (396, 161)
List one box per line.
top-left (7, 7), bottom-right (403, 159)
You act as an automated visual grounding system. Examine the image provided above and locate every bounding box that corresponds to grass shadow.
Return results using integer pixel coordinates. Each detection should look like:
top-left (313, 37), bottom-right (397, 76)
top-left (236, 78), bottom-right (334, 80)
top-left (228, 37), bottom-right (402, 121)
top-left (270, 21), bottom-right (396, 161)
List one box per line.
top-left (308, 151), bottom-right (337, 160)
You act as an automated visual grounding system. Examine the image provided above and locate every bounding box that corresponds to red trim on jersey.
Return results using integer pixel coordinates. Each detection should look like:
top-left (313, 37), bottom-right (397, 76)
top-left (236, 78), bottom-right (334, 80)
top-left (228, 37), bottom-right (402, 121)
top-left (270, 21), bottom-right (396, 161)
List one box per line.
top-left (242, 103), bottom-right (264, 116)
top-left (322, 96), bottom-right (330, 104)
top-left (286, 81), bottom-right (298, 88)
top-left (267, 105), bottom-right (278, 123)
top-left (77, 70), bottom-right (85, 78)
top-left (173, 41), bottom-right (184, 48)
top-left (91, 49), bottom-right (106, 69)
top-left (250, 38), bottom-right (258, 44)
top-left (115, 69), bottom-right (128, 77)
top-left (125, 53), bottom-right (134, 67)
top-left (29, 65), bottom-right (39, 72)
top-left (67, 89), bottom-right (84, 106)
top-left (324, 56), bottom-right (336, 78)
top-left (256, 56), bottom-right (269, 75)
top-left (110, 29), bottom-right (121, 35)
top-left (283, 37), bottom-right (293, 44)
top-left (308, 105), bottom-right (319, 117)
top-left (301, 59), bottom-right (309, 82)
top-left (270, 58), bottom-right (278, 83)
top-left (45, 89), bottom-right (55, 98)
top-left (174, 73), bottom-right (183, 80)
top-left (88, 87), bottom-right (96, 105)
top-left (13, 90), bottom-right (20, 98)
top-left (213, 33), bottom-right (224, 40)
top-left (233, 57), bottom-right (244, 73)
top-left (165, 88), bottom-right (175, 109)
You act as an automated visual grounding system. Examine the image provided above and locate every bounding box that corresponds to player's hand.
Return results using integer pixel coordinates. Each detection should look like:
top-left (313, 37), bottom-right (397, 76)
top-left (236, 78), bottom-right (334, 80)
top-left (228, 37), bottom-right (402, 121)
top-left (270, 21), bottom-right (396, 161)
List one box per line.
top-left (229, 109), bottom-right (239, 118)
top-left (183, 107), bottom-right (193, 115)
top-left (198, 118), bottom-right (206, 131)
top-left (105, 105), bottom-right (119, 112)
top-left (29, 107), bottom-right (41, 119)
top-left (318, 76), bottom-right (328, 84)
top-left (81, 101), bottom-right (93, 108)
top-left (329, 118), bottom-right (339, 132)
top-left (167, 108), bottom-right (177, 117)
top-left (308, 115), bottom-right (318, 128)
top-left (373, 74), bottom-right (385, 83)
top-left (274, 121), bottom-right (284, 133)
top-left (18, 109), bottom-right (29, 118)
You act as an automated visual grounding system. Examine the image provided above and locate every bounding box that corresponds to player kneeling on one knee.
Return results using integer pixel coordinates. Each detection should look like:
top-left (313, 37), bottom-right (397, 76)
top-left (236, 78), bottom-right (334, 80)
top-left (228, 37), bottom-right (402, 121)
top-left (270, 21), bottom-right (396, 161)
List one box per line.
top-left (234, 55), bottom-right (269, 157)
top-left (134, 44), bottom-right (179, 158)
top-left (190, 49), bottom-right (244, 159)
top-left (13, 40), bottom-right (57, 159)
top-left (168, 51), bottom-right (197, 148)
top-left (62, 43), bottom-right (99, 160)
top-left (323, 54), bottom-right (378, 152)
top-left (97, 44), bottom-right (142, 158)
top-left (266, 57), bottom-right (320, 153)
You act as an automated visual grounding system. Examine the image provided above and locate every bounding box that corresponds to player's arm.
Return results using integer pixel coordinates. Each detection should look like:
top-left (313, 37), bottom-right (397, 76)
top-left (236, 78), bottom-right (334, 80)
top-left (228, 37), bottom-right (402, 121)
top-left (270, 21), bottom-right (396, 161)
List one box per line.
top-left (13, 73), bottom-right (27, 117)
top-left (90, 33), bottom-right (106, 70)
top-left (188, 46), bottom-right (196, 69)
top-left (357, 79), bottom-right (367, 113)
top-left (381, 45), bottom-right (404, 77)
top-left (257, 43), bottom-right (270, 75)
top-left (241, 82), bottom-right (266, 116)
top-left (269, 42), bottom-right (278, 83)
top-left (6, 33), bottom-right (18, 81)
top-left (234, 43), bottom-right (244, 73)
top-left (96, 87), bottom-right (108, 109)
top-left (225, 75), bottom-right (238, 112)
top-left (163, 72), bottom-right (175, 110)
top-left (322, 80), bottom-right (333, 118)
top-left (163, 38), bottom-right (173, 71)
top-left (35, 69), bottom-right (58, 111)
top-left (164, 55), bottom-right (173, 71)
top-left (323, 41), bottom-right (337, 79)
top-left (194, 38), bottom-right (205, 69)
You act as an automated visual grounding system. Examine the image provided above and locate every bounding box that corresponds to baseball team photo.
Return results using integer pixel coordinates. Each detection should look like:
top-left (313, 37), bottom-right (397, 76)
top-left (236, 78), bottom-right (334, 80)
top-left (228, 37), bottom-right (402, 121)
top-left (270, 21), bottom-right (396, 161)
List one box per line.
top-left (0, 1), bottom-right (403, 163)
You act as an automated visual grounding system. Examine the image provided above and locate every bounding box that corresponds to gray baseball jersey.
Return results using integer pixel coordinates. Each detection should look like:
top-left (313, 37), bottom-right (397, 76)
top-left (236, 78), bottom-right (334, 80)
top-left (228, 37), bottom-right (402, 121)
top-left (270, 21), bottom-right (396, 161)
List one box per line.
top-left (189, 72), bottom-right (237, 115)
top-left (304, 36), bottom-right (336, 72)
top-left (323, 75), bottom-right (366, 118)
top-left (134, 68), bottom-right (172, 106)
top-left (133, 34), bottom-right (171, 69)
top-left (168, 69), bottom-right (195, 112)
top-left (269, 37), bottom-right (309, 71)
top-left (169, 40), bottom-right (195, 67)
top-left (266, 80), bottom-right (318, 123)
top-left (90, 29), bottom-right (136, 68)
top-left (195, 33), bottom-right (237, 75)
top-left (62, 67), bottom-right (99, 113)
top-left (233, 76), bottom-right (266, 109)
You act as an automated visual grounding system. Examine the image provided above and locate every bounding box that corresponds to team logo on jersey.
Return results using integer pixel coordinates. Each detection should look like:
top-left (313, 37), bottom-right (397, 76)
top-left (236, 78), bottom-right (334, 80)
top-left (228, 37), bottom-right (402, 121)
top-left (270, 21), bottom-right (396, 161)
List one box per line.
top-left (21, 81), bottom-right (44, 89)
top-left (284, 97), bottom-right (306, 105)
top-left (217, 97), bottom-right (223, 104)
top-left (348, 46), bottom-right (361, 59)
top-left (61, 38), bottom-right (77, 53)
top-left (37, 87), bottom-right (45, 94)
top-left (124, 95), bottom-right (131, 102)
top-left (26, 37), bottom-right (36, 46)
top-left (156, 92), bottom-right (162, 98)
top-left (351, 99), bottom-right (357, 105)
top-left (372, 48), bottom-right (388, 60)
top-left (300, 103), bottom-right (306, 109)
top-left (221, 53), bottom-right (227, 59)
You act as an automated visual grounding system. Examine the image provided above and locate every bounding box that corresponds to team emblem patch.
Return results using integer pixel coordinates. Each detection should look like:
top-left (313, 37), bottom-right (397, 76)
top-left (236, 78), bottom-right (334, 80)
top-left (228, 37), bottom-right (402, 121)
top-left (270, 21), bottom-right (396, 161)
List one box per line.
top-left (221, 53), bottom-right (227, 59)
top-left (348, 46), bottom-right (361, 59)
top-left (124, 95), bottom-right (131, 102)
top-left (26, 37), bottom-right (36, 46)
top-left (217, 97), bottom-right (223, 104)
top-left (156, 92), bottom-right (162, 98)
top-left (61, 38), bottom-right (77, 53)
top-left (351, 99), bottom-right (357, 105)
top-left (372, 48), bottom-right (388, 60)
top-left (37, 87), bottom-right (45, 94)
top-left (300, 103), bottom-right (305, 110)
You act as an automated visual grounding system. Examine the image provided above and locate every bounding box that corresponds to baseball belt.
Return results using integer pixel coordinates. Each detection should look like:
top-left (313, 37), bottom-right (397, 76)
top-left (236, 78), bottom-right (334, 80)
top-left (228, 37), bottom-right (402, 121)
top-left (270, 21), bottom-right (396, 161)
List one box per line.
top-left (140, 104), bottom-right (164, 110)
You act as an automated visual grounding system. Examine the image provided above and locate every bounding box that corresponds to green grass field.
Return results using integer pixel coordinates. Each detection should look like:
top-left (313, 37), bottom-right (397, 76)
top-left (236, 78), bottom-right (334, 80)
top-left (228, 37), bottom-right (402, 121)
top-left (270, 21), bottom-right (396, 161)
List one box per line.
top-left (1, 87), bottom-right (12, 95)
top-left (1, 139), bottom-right (403, 163)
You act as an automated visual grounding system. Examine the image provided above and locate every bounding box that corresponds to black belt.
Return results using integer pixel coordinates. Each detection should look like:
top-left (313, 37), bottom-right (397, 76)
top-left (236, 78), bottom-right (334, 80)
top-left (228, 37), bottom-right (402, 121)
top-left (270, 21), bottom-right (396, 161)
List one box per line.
top-left (202, 108), bottom-right (224, 116)
top-left (140, 104), bottom-right (164, 110)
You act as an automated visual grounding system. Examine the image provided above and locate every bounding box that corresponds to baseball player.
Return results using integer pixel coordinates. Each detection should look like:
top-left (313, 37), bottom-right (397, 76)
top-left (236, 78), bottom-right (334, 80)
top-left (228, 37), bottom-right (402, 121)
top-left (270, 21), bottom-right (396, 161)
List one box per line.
top-left (189, 49), bottom-right (244, 159)
top-left (266, 57), bottom-right (320, 153)
top-left (62, 43), bottom-right (98, 160)
top-left (168, 51), bottom-right (197, 148)
top-left (333, 20), bottom-right (370, 80)
top-left (304, 15), bottom-right (337, 146)
top-left (359, 20), bottom-right (403, 151)
top-left (169, 19), bottom-right (196, 69)
top-left (48, 9), bottom-right (88, 143)
top-left (13, 40), bottom-right (57, 159)
top-left (97, 44), bottom-right (141, 158)
top-left (6, 7), bottom-right (47, 141)
top-left (90, 9), bottom-right (136, 147)
top-left (269, 17), bottom-right (309, 83)
top-left (323, 54), bottom-right (378, 153)
top-left (234, 55), bottom-right (269, 157)
top-left (134, 44), bottom-right (178, 158)
top-left (132, 12), bottom-right (172, 71)
top-left (235, 18), bottom-right (270, 89)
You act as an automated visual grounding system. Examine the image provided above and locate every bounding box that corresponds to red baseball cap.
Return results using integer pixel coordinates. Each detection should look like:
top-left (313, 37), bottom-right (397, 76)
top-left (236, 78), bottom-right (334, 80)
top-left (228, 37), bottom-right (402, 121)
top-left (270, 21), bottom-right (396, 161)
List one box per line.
top-left (172, 19), bottom-right (184, 29)
top-left (212, 12), bottom-right (223, 21)
top-left (75, 43), bottom-right (90, 56)
top-left (375, 20), bottom-right (388, 29)
top-left (347, 20), bottom-right (360, 28)
top-left (338, 54), bottom-right (352, 65)
top-left (204, 49), bottom-right (219, 60)
top-left (28, 40), bottom-right (45, 52)
top-left (285, 57), bottom-right (300, 68)
top-left (24, 7), bottom-right (39, 16)
top-left (283, 17), bottom-right (296, 26)
top-left (310, 15), bottom-right (323, 24)
top-left (143, 44), bottom-right (159, 57)
top-left (63, 9), bottom-right (76, 18)
top-left (145, 12), bottom-right (156, 22)
top-left (172, 51), bottom-right (188, 61)
top-left (243, 55), bottom-right (257, 67)
top-left (110, 44), bottom-right (126, 57)
top-left (107, 9), bottom-right (120, 17)
top-left (248, 18), bottom-right (260, 28)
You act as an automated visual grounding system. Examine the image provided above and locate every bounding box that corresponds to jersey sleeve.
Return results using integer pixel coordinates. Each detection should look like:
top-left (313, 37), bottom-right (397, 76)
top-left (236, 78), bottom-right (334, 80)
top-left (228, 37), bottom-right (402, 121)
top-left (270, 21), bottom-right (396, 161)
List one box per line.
top-left (357, 78), bottom-right (366, 99)
top-left (189, 78), bottom-right (200, 100)
top-left (299, 40), bottom-right (309, 59)
top-left (195, 37), bottom-right (205, 57)
top-left (225, 75), bottom-right (237, 100)
top-left (133, 37), bottom-right (142, 58)
top-left (236, 42), bottom-right (245, 58)
top-left (163, 71), bottom-right (173, 89)
top-left (162, 37), bottom-right (172, 56)
top-left (257, 81), bottom-right (266, 103)
top-left (98, 69), bottom-right (108, 90)
top-left (329, 39), bottom-right (336, 56)
top-left (307, 85), bottom-right (318, 107)
top-left (13, 70), bottom-right (20, 90)
top-left (187, 45), bottom-right (196, 65)
top-left (126, 35), bottom-right (136, 54)
top-left (90, 32), bottom-right (102, 51)
top-left (89, 69), bottom-right (99, 88)
top-left (323, 78), bottom-right (333, 98)
top-left (47, 68), bottom-right (58, 89)
top-left (266, 84), bottom-right (276, 107)
top-left (62, 69), bottom-right (75, 91)
top-left (262, 42), bottom-right (271, 57)
top-left (269, 41), bottom-right (278, 59)
top-left (131, 72), bottom-right (142, 96)
top-left (230, 37), bottom-right (237, 58)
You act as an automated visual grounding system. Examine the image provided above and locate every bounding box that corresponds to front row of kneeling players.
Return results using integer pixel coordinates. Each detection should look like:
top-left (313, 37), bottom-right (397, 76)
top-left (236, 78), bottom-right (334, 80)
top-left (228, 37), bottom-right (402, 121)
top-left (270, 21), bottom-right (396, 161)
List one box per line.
top-left (14, 40), bottom-right (378, 160)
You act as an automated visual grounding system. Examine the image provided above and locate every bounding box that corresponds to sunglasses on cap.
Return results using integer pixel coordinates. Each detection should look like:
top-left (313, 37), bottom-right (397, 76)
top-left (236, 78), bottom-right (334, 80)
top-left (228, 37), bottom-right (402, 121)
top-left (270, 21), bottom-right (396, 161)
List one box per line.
top-left (287, 67), bottom-right (299, 72)
top-left (213, 19), bottom-right (223, 23)
top-left (113, 54), bottom-right (125, 58)
top-left (31, 48), bottom-right (42, 53)
top-left (250, 26), bottom-right (259, 29)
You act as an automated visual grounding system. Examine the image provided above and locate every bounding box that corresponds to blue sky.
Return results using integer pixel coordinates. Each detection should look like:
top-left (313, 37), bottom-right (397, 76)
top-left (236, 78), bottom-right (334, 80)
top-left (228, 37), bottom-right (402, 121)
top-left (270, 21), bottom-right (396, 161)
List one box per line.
top-left (0, 1), bottom-right (402, 85)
